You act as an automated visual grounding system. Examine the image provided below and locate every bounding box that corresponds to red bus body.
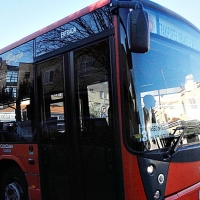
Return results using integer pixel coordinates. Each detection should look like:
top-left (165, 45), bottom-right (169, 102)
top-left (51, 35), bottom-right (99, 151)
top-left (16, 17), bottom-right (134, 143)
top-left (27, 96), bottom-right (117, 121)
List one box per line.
top-left (0, 0), bottom-right (200, 199)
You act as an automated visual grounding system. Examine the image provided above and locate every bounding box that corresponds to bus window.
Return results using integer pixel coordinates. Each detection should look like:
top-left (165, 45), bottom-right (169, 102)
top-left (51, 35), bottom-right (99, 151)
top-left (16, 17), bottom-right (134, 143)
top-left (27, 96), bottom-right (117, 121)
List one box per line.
top-left (87, 82), bottom-right (109, 121)
top-left (0, 42), bottom-right (35, 143)
top-left (130, 30), bottom-right (200, 151)
top-left (37, 56), bottom-right (66, 140)
top-left (37, 55), bottom-right (69, 200)
top-left (74, 39), bottom-right (117, 199)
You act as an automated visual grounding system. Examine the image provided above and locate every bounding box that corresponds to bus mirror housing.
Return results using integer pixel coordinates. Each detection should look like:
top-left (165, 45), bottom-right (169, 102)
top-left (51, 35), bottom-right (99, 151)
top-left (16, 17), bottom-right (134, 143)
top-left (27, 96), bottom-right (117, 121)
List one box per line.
top-left (127, 7), bottom-right (150, 53)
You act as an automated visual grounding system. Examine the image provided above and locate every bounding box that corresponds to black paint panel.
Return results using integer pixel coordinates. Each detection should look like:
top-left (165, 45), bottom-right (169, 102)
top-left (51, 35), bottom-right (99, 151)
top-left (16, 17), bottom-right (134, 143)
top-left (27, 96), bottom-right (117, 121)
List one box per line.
top-left (170, 144), bottom-right (200, 162)
top-left (138, 156), bottom-right (169, 200)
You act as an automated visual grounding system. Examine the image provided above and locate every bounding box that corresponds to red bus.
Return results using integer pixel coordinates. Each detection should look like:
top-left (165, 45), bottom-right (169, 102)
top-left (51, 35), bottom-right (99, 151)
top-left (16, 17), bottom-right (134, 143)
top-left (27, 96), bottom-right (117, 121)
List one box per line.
top-left (0, 0), bottom-right (200, 199)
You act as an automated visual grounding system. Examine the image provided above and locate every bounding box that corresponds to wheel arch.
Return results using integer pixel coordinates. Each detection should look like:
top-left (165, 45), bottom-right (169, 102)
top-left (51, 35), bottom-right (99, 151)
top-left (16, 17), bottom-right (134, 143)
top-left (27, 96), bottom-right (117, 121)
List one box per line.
top-left (0, 159), bottom-right (27, 181)
top-left (0, 161), bottom-right (29, 200)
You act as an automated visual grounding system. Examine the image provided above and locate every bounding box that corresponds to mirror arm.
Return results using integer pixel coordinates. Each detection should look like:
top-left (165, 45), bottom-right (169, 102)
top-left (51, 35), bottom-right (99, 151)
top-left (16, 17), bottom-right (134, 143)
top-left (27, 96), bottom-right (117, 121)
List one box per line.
top-left (110, 1), bottom-right (143, 13)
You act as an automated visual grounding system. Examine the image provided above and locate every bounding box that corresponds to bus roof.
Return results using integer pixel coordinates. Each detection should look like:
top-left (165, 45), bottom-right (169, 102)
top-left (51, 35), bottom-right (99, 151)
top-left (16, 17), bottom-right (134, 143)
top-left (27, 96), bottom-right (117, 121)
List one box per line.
top-left (1, 0), bottom-right (199, 55)
top-left (0, 0), bottom-right (109, 54)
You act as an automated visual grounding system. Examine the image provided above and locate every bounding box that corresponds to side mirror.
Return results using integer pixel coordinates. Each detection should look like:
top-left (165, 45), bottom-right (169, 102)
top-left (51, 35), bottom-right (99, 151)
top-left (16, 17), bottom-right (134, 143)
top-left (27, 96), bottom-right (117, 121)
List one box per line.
top-left (127, 7), bottom-right (150, 53)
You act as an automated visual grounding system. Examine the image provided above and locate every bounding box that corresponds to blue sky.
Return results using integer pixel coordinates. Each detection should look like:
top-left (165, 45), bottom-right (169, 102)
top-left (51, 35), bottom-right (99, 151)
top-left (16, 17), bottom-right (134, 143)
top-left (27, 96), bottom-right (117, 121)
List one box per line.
top-left (0, 0), bottom-right (200, 49)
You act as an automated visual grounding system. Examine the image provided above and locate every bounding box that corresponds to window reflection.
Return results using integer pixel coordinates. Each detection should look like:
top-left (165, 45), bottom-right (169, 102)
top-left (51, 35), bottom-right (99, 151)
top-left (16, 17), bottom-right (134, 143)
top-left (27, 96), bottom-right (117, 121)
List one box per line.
top-left (88, 82), bottom-right (109, 120)
top-left (37, 56), bottom-right (66, 140)
top-left (0, 41), bottom-right (34, 143)
top-left (36, 5), bottom-right (112, 56)
top-left (132, 38), bottom-right (200, 151)
top-left (74, 40), bottom-right (116, 199)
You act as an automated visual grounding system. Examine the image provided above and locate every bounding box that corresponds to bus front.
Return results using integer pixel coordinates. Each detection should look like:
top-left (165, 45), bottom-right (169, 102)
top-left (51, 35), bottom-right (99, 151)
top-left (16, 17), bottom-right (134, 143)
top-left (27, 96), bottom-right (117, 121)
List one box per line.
top-left (117, 0), bottom-right (200, 199)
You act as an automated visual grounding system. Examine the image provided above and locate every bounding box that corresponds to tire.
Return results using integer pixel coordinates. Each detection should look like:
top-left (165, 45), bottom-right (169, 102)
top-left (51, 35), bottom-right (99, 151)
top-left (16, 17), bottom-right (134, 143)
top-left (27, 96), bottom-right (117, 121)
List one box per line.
top-left (0, 166), bottom-right (28, 200)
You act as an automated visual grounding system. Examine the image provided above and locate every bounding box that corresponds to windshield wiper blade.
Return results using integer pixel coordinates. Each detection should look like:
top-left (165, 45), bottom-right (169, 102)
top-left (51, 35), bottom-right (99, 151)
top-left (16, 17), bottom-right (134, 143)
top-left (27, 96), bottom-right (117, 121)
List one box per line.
top-left (167, 124), bottom-right (200, 156)
top-left (168, 126), bottom-right (187, 156)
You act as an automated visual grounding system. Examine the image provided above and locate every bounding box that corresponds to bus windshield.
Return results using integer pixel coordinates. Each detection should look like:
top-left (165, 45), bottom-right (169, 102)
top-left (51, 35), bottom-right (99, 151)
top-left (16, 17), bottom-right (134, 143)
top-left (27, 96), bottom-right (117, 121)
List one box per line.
top-left (131, 8), bottom-right (200, 151)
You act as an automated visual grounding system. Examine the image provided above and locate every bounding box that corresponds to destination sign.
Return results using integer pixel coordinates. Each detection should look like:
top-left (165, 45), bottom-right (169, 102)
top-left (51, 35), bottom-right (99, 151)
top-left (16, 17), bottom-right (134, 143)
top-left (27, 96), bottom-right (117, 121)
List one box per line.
top-left (0, 113), bottom-right (15, 121)
top-left (146, 9), bottom-right (200, 52)
top-left (159, 18), bottom-right (200, 51)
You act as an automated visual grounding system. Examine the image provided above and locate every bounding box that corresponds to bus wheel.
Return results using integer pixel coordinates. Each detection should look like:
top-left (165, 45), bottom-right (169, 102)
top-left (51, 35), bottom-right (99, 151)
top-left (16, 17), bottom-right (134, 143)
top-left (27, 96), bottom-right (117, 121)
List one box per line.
top-left (0, 166), bottom-right (28, 200)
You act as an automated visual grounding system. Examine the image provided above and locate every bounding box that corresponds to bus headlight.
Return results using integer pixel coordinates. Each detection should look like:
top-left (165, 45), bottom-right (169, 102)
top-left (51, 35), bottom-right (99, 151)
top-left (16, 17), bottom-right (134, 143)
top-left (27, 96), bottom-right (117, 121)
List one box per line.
top-left (147, 164), bottom-right (155, 175)
top-left (154, 190), bottom-right (161, 200)
top-left (158, 174), bottom-right (165, 184)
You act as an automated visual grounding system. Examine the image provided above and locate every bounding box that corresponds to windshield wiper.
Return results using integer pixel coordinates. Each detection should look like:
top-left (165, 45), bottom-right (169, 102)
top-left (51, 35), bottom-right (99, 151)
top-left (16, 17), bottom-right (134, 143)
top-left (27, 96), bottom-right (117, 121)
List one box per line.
top-left (164, 124), bottom-right (200, 158)
top-left (168, 126), bottom-right (187, 156)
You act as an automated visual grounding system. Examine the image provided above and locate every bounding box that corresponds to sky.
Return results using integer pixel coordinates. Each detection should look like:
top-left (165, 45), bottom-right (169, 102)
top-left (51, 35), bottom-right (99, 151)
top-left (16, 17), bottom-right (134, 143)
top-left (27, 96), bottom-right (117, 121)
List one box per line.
top-left (0, 0), bottom-right (200, 49)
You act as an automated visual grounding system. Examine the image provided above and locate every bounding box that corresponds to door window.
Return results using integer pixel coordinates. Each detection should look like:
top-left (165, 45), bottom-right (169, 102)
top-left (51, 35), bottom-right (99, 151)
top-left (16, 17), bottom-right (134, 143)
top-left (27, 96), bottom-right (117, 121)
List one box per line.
top-left (74, 40), bottom-right (117, 199)
top-left (37, 56), bottom-right (70, 200)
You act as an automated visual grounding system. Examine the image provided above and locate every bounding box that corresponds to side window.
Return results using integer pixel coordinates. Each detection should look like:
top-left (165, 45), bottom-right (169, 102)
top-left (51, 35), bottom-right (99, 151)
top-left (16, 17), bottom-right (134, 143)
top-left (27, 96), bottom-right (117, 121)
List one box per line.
top-left (0, 41), bottom-right (34, 143)
top-left (37, 56), bottom-right (66, 142)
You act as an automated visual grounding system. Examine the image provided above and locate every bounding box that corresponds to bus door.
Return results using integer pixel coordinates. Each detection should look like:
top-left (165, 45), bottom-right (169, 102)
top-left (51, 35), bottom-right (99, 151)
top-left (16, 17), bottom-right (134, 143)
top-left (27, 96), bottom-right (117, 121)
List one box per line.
top-left (71, 39), bottom-right (120, 199)
top-left (37, 55), bottom-right (70, 200)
